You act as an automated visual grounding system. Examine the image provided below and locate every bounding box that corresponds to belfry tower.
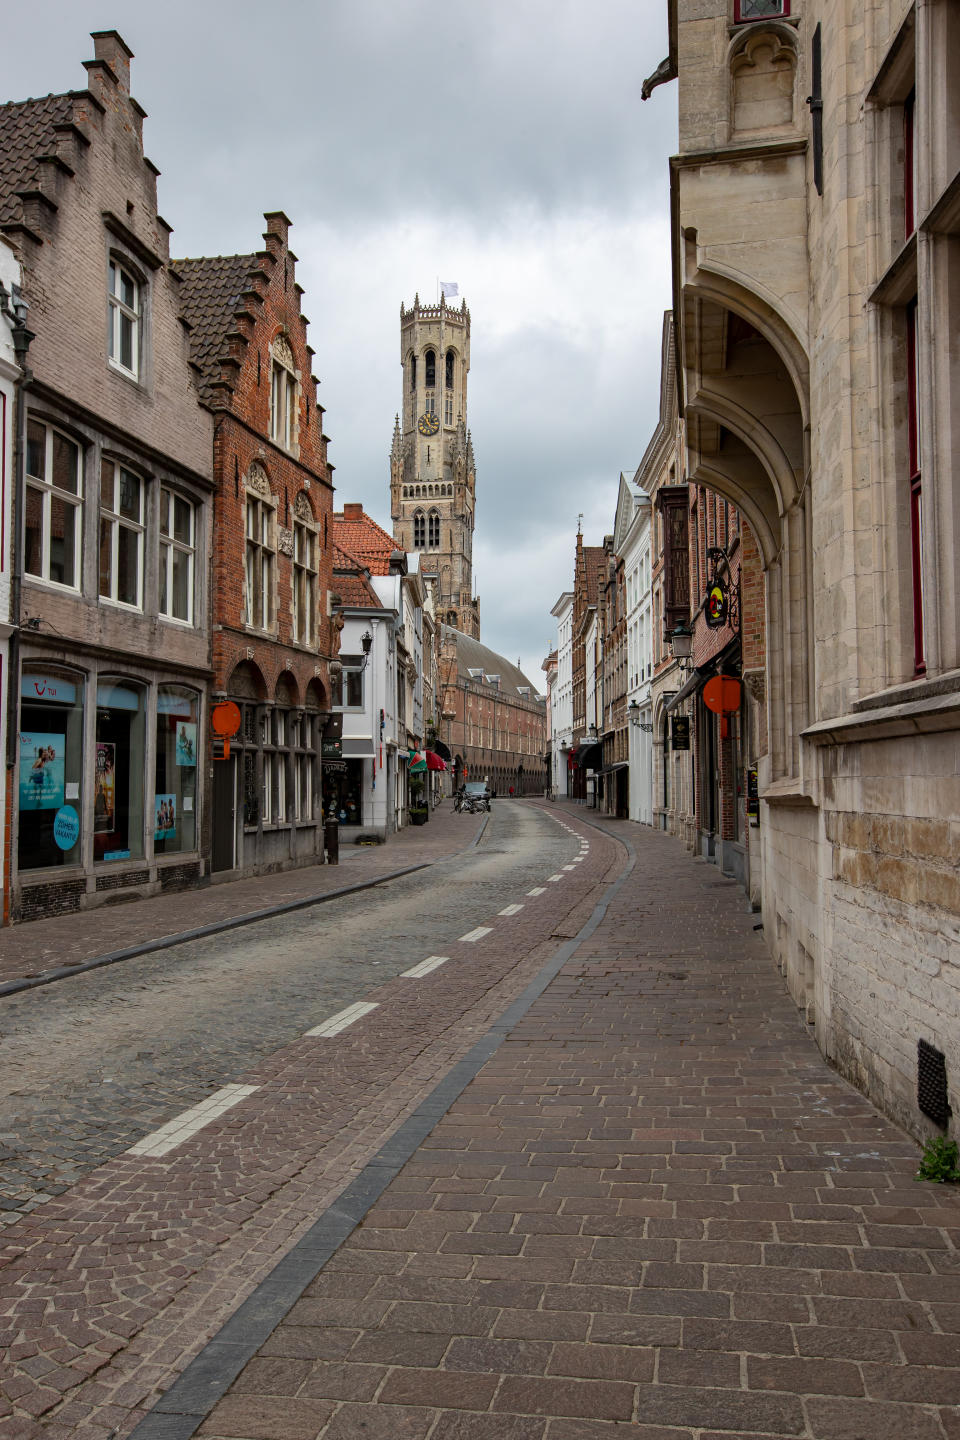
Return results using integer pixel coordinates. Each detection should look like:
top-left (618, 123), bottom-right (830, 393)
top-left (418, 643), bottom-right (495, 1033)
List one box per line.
top-left (390, 293), bottom-right (480, 639)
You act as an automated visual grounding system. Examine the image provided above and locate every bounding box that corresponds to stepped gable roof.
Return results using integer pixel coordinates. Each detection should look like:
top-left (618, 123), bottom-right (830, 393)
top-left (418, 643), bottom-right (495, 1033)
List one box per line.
top-left (0, 93), bottom-right (74, 227)
top-left (583, 545), bottom-right (605, 606)
top-left (174, 252), bottom-right (256, 403)
top-left (442, 627), bottom-right (542, 702)
top-left (332, 541), bottom-right (383, 609)
top-left (332, 507), bottom-right (396, 576)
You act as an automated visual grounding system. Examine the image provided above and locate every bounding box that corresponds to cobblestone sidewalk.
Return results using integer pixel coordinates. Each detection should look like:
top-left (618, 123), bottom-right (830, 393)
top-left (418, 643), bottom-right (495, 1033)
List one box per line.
top-left (0, 803), bottom-right (483, 991)
top-left (189, 807), bottom-right (959, 1440)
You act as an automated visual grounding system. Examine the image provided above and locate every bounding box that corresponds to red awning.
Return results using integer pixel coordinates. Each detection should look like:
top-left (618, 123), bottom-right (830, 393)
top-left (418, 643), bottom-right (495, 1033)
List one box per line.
top-left (425, 750), bottom-right (447, 771)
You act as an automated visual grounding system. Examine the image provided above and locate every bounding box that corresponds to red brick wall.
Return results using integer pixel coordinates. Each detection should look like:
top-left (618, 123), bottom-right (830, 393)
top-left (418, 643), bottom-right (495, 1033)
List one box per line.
top-left (211, 214), bottom-right (338, 706)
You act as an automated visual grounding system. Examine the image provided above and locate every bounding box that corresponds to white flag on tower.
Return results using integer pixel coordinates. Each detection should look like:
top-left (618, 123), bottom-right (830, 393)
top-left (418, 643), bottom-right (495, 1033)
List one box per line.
top-left (440, 281), bottom-right (459, 297)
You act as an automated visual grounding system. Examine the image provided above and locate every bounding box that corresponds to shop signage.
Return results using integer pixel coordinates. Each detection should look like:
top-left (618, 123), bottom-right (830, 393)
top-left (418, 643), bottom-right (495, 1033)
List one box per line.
top-left (96, 682), bottom-right (140, 711)
top-left (705, 579), bottom-right (728, 628)
top-left (21, 674), bottom-right (76, 705)
top-left (324, 759), bottom-right (348, 774)
top-left (52, 805), bottom-right (80, 851)
top-left (703, 675), bottom-right (742, 714)
top-left (322, 738), bottom-right (343, 759)
top-left (211, 701), bottom-right (242, 736)
top-left (747, 765), bottom-right (759, 820)
top-left (671, 716), bottom-right (691, 751)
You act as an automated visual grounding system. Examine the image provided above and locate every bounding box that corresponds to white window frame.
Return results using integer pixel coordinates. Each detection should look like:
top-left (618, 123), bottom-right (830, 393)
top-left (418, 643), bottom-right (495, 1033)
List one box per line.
top-left (24, 420), bottom-right (82, 591)
top-left (100, 459), bottom-right (145, 610)
top-left (159, 488), bottom-right (196, 625)
top-left (270, 342), bottom-right (299, 452)
top-left (245, 494), bottom-right (276, 632)
top-left (293, 515), bottom-right (318, 646)
top-left (108, 257), bottom-right (141, 379)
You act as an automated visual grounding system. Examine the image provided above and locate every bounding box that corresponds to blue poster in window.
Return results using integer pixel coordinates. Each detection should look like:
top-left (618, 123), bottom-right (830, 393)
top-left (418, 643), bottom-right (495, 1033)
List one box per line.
top-left (154, 793), bottom-right (177, 840)
top-left (53, 805), bottom-right (80, 851)
top-left (19, 732), bottom-right (66, 810)
top-left (175, 722), bottom-right (197, 767)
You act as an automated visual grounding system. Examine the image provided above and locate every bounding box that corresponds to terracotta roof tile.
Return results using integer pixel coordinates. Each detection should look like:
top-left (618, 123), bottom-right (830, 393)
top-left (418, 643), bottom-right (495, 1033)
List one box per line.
top-left (332, 539), bottom-right (384, 609)
top-left (332, 510), bottom-right (396, 576)
top-left (174, 252), bottom-right (257, 403)
top-left (0, 93), bottom-right (74, 228)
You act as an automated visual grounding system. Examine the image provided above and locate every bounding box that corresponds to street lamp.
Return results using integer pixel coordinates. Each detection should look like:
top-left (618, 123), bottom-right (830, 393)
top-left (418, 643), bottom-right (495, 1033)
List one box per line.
top-left (668, 621), bottom-right (693, 663)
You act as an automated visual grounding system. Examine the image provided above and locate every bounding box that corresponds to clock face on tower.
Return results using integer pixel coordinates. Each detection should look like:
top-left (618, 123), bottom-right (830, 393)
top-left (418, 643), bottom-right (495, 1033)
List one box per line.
top-left (418, 412), bottom-right (440, 436)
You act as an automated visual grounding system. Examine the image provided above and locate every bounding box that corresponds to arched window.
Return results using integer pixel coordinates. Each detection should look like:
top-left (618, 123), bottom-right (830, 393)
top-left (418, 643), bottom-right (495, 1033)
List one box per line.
top-left (410, 355), bottom-right (417, 392)
top-left (425, 349), bottom-right (436, 388)
top-left (445, 350), bottom-right (455, 388)
top-left (428, 509), bottom-right (440, 548)
top-left (269, 334), bottom-right (299, 452)
top-left (444, 351), bottom-right (455, 425)
top-left (413, 509), bottom-right (425, 548)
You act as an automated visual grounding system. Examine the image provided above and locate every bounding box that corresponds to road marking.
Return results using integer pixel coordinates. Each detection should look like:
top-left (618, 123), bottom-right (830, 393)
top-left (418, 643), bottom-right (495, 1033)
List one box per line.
top-left (305, 1001), bottom-right (379, 1037)
top-left (572, 856), bottom-right (585, 863)
top-left (498, 904), bottom-right (524, 916)
top-left (563, 864), bottom-right (577, 871)
top-left (548, 874), bottom-right (563, 882)
top-left (459, 926), bottom-right (492, 943)
top-left (527, 887), bottom-right (546, 896)
top-left (402, 955), bottom-right (448, 978)
top-left (127, 1084), bottom-right (258, 1158)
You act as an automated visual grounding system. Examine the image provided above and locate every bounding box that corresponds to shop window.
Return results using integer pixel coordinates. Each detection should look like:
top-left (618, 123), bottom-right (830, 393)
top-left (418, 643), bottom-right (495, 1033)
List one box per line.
top-left (155, 687), bottom-right (199, 855)
top-left (245, 495), bottom-right (276, 631)
top-left (293, 713), bottom-right (316, 821)
top-left (243, 746), bottom-right (259, 827)
top-left (24, 420), bottom-right (82, 589)
top-left (94, 679), bottom-right (146, 862)
top-left (108, 256), bottom-right (141, 379)
top-left (100, 460), bottom-right (145, 609)
top-left (269, 335), bottom-right (299, 452)
top-left (159, 489), bottom-right (196, 624)
top-left (18, 669), bottom-right (85, 871)
top-left (293, 503), bottom-right (318, 646)
top-left (323, 757), bottom-right (363, 826)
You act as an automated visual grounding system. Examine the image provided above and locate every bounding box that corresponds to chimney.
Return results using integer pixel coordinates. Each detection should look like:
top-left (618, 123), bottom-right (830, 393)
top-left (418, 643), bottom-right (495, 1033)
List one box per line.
top-left (91, 31), bottom-right (133, 93)
top-left (342, 503), bottom-right (364, 520)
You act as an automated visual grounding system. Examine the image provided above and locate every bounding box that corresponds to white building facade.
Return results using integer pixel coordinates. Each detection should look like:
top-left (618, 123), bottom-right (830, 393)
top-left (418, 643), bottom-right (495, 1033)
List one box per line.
top-left (615, 474), bottom-right (654, 825)
top-left (550, 591), bottom-right (574, 796)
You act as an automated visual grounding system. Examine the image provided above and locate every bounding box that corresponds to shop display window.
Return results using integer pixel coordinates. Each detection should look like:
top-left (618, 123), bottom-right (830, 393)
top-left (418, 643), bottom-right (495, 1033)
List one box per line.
top-left (323, 757), bottom-right (363, 825)
top-left (95, 679), bottom-right (146, 861)
top-left (18, 669), bottom-right (85, 870)
top-left (155, 686), bottom-right (199, 855)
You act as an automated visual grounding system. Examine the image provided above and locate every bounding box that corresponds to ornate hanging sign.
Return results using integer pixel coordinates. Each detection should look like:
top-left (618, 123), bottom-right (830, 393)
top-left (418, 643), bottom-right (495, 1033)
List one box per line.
top-left (705, 579), bottom-right (728, 628)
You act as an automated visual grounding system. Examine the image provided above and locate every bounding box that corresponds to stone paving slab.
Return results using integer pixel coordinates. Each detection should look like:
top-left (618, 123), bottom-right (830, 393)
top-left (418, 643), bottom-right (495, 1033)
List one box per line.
top-left (0, 804), bottom-right (620, 1436)
top-left (181, 805), bottom-right (959, 1440)
top-left (0, 802), bottom-right (485, 990)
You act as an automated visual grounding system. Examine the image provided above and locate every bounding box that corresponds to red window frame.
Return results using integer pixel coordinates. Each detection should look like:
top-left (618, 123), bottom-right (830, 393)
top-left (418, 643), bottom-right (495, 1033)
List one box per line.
top-left (905, 299), bottom-right (924, 674)
top-left (734, 0), bottom-right (790, 21)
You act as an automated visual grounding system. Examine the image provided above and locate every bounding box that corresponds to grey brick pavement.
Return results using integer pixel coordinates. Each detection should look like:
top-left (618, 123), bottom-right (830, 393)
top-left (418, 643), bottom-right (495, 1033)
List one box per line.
top-left (186, 804), bottom-right (959, 1440)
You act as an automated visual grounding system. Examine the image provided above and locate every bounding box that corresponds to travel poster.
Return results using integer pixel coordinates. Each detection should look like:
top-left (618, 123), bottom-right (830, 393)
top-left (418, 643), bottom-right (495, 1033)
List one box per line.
top-left (175, 722), bottom-right (197, 767)
top-left (19, 733), bottom-right (65, 810)
top-left (94, 742), bottom-right (116, 833)
top-left (154, 793), bottom-right (177, 840)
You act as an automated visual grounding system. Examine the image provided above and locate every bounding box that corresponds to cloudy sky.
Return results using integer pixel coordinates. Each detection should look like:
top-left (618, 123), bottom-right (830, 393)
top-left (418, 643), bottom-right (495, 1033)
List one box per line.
top-left (8, 1), bottom-right (677, 686)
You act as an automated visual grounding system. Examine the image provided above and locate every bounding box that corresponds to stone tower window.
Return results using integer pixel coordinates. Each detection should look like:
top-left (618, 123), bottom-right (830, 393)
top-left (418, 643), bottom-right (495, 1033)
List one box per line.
top-left (428, 508), bottom-right (440, 548)
top-left (413, 509), bottom-right (426, 548)
top-left (425, 349), bottom-right (436, 388)
top-left (734, 0), bottom-right (789, 20)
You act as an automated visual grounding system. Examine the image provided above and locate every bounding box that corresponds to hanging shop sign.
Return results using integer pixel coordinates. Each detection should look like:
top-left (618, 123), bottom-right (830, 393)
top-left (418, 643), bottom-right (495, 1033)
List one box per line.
top-left (322, 738), bottom-right (343, 759)
top-left (671, 716), bottom-right (691, 751)
top-left (705, 579), bottom-right (728, 628)
top-left (703, 675), bottom-right (742, 715)
top-left (211, 701), bottom-right (242, 736)
top-left (747, 765), bottom-right (759, 821)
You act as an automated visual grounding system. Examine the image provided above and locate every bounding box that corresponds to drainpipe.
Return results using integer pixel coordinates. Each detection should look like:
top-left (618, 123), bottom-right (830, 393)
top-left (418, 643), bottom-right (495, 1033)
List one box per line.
top-left (1, 282), bottom-right (34, 771)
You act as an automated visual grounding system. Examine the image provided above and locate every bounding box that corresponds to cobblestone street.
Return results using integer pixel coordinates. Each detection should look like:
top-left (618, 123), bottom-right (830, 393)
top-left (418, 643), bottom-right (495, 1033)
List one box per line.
top-left (1, 802), bottom-right (958, 1439)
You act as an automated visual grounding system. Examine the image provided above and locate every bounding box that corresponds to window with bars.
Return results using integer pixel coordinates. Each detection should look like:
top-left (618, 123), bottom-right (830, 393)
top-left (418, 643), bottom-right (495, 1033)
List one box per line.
top-left (100, 459), bottom-right (144, 608)
top-left (108, 257), bottom-right (141, 378)
top-left (159, 488), bottom-right (196, 624)
top-left (245, 496), bottom-right (276, 631)
top-left (24, 420), bottom-right (82, 589)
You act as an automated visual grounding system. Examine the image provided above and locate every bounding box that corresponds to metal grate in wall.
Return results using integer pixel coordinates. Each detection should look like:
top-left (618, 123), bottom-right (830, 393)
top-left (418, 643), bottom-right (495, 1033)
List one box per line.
top-left (917, 1039), bottom-right (951, 1127)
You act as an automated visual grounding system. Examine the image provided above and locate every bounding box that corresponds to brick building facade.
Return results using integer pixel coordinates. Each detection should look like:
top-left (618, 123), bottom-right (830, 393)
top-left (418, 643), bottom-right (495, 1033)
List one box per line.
top-left (177, 213), bottom-right (337, 879)
top-left (0, 33), bottom-right (216, 921)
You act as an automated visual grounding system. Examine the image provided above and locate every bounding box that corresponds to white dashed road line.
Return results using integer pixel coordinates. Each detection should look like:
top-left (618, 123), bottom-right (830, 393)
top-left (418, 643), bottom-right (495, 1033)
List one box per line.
top-left (401, 955), bottom-right (449, 979)
top-left (459, 926), bottom-right (493, 943)
top-left (305, 1001), bottom-right (379, 1037)
top-left (527, 887), bottom-right (546, 896)
top-left (498, 904), bottom-right (524, 916)
top-left (548, 874), bottom-right (563, 883)
top-left (127, 1085), bottom-right (258, 1159)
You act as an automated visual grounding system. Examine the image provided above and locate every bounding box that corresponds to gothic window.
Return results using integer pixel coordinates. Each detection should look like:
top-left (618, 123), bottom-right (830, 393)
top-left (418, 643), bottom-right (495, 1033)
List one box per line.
top-left (270, 335), bottom-right (299, 452)
top-left (428, 509), bottom-right (440, 548)
top-left (445, 350), bottom-right (455, 388)
top-left (425, 349), bottom-right (436, 388)
top-left (410, 354), bottom-right (417, 392)
top-left (413, 509), bottom-right (426, 548)
top-left (734, 0), bottom-right (789, 19)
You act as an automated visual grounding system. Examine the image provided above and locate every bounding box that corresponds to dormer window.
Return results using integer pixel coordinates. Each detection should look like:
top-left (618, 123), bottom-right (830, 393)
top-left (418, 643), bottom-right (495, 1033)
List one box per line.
top-left (734, 0), bottom-right (789, 18)
top-left (108, 257), bottom-right (141, 379)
